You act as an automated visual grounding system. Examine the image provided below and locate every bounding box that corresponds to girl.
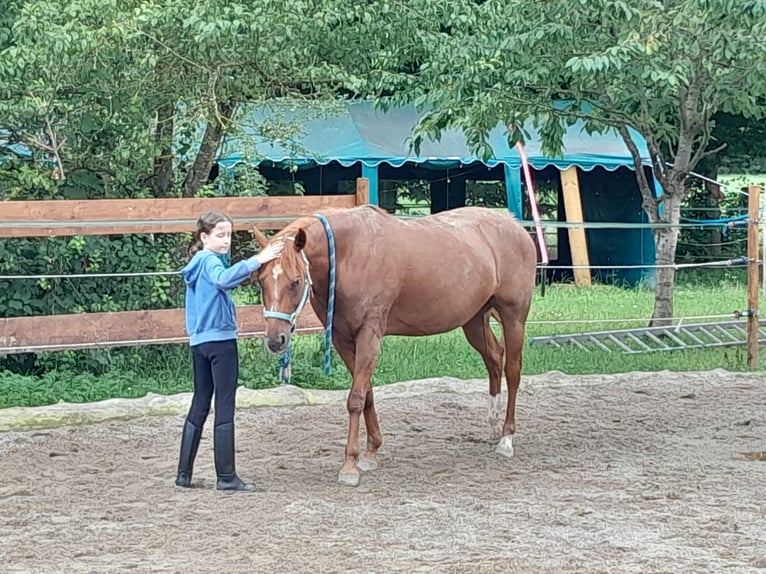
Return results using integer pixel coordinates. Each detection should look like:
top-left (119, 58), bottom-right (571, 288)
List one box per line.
top-left (175, 210), bottom-right (283, 492)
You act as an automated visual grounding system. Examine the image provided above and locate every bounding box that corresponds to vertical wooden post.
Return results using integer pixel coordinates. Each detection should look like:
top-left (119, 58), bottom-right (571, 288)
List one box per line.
top-left (762, 190), bottom-right (766, 299)
top-left (560, 166), bottom-right (591, 287)
top-left (747, 184), bottom-right (761, 368)
top-left (355, 177), bottom-right (370, 206)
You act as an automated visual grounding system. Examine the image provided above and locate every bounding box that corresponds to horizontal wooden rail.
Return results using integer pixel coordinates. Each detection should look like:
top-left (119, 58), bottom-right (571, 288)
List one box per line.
top-left (0, 305), bottom-right (324, 354)
top-left (0, 179), bottom-right (369, 354)
top-left (0, 194), bottom-right (357, 237)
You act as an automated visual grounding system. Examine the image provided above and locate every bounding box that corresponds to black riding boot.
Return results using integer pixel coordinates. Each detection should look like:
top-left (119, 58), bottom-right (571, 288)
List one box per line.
top-left (214, 422), bottom-right (255, 492)
top-left (175, 420), bottom-right (203, 487)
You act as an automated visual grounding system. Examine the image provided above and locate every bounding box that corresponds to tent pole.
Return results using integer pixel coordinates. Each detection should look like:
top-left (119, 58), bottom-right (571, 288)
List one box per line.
top-left (361, 164), bottom-right (378, 205)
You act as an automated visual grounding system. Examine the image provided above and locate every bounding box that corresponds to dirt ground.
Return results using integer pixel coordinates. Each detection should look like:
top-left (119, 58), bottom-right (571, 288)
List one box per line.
top-left (0, 369), bottom-right (765, 574)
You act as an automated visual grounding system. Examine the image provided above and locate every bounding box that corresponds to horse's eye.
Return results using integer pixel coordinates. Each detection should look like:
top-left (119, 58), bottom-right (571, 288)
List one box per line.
top-left (289, 279), bottom-right (301, 291)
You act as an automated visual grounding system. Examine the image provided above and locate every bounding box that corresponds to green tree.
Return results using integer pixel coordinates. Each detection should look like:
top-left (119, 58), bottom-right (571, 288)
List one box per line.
top-left (358, 0), bottom-right (766, 324)
top-left (0, 0), bottom-right (361, 199)
top-left (0, 0), bottom-right (367, 376)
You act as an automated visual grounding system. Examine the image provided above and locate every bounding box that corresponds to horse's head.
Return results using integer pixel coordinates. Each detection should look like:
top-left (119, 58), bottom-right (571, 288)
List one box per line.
top-left (252, 226), bottom-right (312, 355)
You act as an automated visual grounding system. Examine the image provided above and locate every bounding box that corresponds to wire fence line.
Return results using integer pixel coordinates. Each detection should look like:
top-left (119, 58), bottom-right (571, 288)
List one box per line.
top-left (0, 214), bottom-right (755, 231)
top-left (0, 216), bottom-right (297, 231)
top-left (525, 313), bottom-right (741, 326)
top-left (2, 210), bottom-right (753, 279)
top-left (0, 255), bottom-right (753, 281)
top-left (0, 326), bottom-right (325, 355)
top-left (0, 271), bottom-right (182, 280)
top-left (516, 219), bottom-right (751, 230)
top-left (1, 313), bottom-right (746, 354)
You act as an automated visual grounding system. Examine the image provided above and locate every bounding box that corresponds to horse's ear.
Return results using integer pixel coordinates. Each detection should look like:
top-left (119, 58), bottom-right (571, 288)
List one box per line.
top-left (251, 225), bottom-right (270, 248)
top-left (294, 228), bottom-right (306, 251)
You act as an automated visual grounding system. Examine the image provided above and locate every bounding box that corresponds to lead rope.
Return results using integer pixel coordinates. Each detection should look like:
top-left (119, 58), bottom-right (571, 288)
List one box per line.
top-left (313, 213), bottom-right (336, 375)
top-left (274, 246), bottom-right (311, 384)
top-left (278, 344), bottom-right (293, 384)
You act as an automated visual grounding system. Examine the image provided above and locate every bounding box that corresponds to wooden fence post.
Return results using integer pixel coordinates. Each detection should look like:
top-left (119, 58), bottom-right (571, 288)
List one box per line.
top-left (560, 167), bottom-right (591, 287)
top-left (355, 177), bottom-right (370, 206)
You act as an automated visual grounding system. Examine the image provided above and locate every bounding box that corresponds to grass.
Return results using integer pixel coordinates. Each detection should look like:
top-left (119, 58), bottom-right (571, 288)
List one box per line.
top-left (1, 269), bottom-right (762, 410)
top-left (718, 173), bottom-right (766, 188)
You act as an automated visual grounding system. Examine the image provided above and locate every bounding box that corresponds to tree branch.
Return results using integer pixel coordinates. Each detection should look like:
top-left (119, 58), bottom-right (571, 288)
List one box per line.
top-left (618, 124), bottom-right (661, 223)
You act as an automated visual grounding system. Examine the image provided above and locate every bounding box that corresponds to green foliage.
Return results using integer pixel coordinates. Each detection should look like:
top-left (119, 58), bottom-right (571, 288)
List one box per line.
top-left (712, 113), bottom-right (766, 175)
top-left (0, 234), bottom-right (186, 320)
top-left (345, 0), bottom-right (766, 321)
top-left (0, 0), bottom-right (368, 377)
top-left (677, 184), bottom-right (748, 262)
top-left (0, 0), bottom-right (366, 198)
top-left (357, 0), bottom-right (766, 206)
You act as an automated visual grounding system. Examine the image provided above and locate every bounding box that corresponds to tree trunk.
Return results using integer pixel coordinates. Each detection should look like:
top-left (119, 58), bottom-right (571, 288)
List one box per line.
top-left (705, 178), bottom-right (723, 258)
top-left (650, 190), bottom-right (683, 326)
top-left (146, 101), bottom-right (176, 198)
top-left (182, 100), bottom-right (236, 198)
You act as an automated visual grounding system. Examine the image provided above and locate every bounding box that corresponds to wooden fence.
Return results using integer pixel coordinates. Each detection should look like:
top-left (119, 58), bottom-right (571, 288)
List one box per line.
top-left (0, 179), bottom-right (370, 354)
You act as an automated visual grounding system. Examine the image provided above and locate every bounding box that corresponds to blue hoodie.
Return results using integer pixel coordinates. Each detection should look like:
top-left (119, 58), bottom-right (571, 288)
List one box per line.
top-left (181, 250), bottom-right (262, 347)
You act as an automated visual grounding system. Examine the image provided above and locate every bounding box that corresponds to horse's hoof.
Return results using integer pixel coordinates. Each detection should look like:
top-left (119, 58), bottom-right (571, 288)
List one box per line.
top-left (495, 435), bottom-right (515, 458)
top-left (357, 457), bottom-right (378, 472)
top-left (337, 470), bottom-right (361, 487)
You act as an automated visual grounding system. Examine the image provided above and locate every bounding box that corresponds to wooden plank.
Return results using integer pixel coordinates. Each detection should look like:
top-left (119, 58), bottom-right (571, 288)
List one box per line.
top-left (0, 305), bottom-right (324, 354)
top-left (0, 195), bottom-right (358, 237)
top-left (559, 167), bottom-right (592, 287)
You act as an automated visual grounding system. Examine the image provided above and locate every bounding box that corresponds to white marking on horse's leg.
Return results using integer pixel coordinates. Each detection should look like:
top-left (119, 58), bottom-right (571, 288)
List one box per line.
top-left (357, 455), bottom-right (378, 472)
top-left (495, 435), bottom-right (514, 458)
top-left (337, 469), bottom-right (361, 487)
top-left (487, 394), bottom-right (504, 440)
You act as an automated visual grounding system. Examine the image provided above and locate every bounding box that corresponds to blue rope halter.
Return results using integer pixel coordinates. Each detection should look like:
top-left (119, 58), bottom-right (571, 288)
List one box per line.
top-left (264, 214), bottom-right (336, 383)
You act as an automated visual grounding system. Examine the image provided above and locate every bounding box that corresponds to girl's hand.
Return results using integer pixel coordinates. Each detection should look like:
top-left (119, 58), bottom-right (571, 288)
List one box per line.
top-left (255, 241), bottom-right (284, 265)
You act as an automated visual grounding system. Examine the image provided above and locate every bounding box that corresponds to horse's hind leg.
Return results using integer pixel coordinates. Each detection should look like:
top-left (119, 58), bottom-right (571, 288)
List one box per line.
top-left (495, 308), bottom-right (528, 458)
top-left (358, 386), bottom-right (382, 473)
top-left (461, 310), bottom-right (505, 440)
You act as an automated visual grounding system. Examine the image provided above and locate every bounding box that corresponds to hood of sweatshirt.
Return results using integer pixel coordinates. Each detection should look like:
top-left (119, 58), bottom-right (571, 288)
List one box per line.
top-left (181, 250), bottom-right (229, 286)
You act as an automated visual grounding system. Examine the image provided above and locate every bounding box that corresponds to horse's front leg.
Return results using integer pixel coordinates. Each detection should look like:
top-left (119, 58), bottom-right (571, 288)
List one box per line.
top-left (338, 325), bottom-right (383, 487)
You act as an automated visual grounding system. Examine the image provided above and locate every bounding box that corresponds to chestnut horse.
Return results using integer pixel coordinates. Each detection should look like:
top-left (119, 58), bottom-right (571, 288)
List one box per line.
top-left (252, 205), bottom-right (537, 486)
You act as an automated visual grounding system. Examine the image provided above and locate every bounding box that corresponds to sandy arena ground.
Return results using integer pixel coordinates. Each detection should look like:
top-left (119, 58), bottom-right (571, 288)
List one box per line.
top-left (0, 369), bottom-right (765, 574)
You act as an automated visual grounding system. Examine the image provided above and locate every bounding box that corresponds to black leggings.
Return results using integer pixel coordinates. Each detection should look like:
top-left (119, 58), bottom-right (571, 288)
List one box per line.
top-left (186, 339), bottom-right (240, 428)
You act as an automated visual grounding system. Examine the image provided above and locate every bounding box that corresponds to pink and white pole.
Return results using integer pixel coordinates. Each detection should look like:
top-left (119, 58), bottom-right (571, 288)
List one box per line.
top-left (512, 129), bottom-right (549, 265)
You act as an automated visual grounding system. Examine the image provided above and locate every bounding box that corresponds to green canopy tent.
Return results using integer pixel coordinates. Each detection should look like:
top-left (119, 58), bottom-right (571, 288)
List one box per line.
top-left (217, 102), bottom-right (656, 285)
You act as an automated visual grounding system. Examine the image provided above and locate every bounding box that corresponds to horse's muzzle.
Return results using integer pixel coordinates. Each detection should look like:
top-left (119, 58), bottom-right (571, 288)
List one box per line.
top-left (266, 333), bottom-right (289, 355)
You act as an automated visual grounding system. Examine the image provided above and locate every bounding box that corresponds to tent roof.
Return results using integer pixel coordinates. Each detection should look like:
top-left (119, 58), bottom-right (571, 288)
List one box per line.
top-left (0, 131), bottom-right (32, 159)
top-left (218, 101), bottom-right (649, 172)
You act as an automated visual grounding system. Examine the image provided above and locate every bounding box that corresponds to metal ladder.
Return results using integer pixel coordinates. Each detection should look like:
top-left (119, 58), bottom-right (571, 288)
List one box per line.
top-left (528, 320), bottom-right (766, 354)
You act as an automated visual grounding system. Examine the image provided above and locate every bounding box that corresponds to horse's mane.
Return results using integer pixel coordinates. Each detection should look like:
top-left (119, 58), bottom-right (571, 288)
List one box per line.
top-left (270, 205), bottom-right (390, 274)
top-left (273, 215), bottom-right (316, 242)
top-left (269, 218), bottom-right (310, 278)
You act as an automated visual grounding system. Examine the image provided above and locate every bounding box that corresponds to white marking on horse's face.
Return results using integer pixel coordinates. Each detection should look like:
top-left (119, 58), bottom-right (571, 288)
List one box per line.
top-left (271, 263), bottom-right (283, 311)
